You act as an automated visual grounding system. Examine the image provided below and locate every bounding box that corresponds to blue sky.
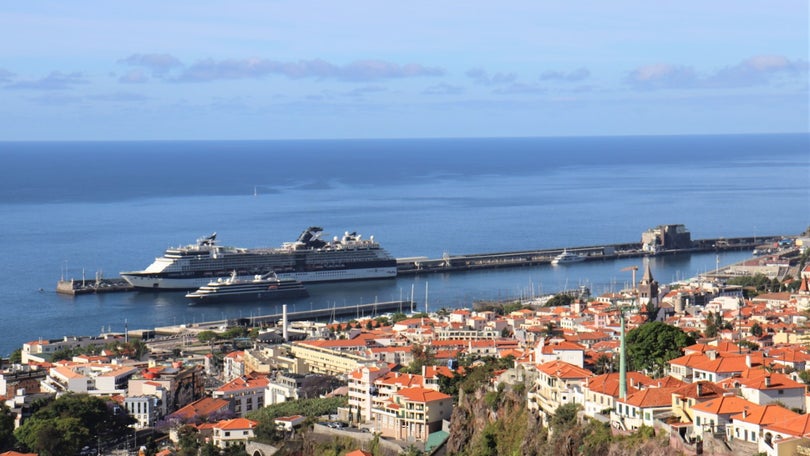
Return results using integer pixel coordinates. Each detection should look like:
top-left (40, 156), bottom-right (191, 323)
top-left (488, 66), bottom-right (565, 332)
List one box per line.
top-left (1, 1), bottom-right (807, 140)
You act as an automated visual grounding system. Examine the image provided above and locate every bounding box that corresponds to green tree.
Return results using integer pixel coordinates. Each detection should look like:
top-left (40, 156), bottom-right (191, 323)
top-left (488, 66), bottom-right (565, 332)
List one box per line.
top-left (199, 442), bottom-right (219, 456)
top-left (751, 322), bottom-right (763, 337)
top-left (0, 403), bottom-right (15, 451)
top-left (14, 393), bottom-right (134, 456)
top-left (593, 354), bottom-right (613, 375)
top-left (176, 424), bottom-right (200, 456)
top-left (626, 322), bottom-right (695, 377)
top-left (545, 294), bottom-right (574, 307)
top-left (550, 403), bottom-right (580, 434)
top-left (704, 312), bottom-right (719, 338)
top-left (403, 343), bottom-right (435, 374)
top-left (642, 301), bottom-right (659, 322)
top-left (400, 443), bottom-right (424, 456)
top-left (9, 348), bottom-right (22, 364)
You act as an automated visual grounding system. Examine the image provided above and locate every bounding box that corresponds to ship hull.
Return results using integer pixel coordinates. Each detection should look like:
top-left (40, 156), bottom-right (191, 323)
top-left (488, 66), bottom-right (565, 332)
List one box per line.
top-left (186, 288), bottom-right (309, 304)
top-left (122, 266), bottom-right (397, 290)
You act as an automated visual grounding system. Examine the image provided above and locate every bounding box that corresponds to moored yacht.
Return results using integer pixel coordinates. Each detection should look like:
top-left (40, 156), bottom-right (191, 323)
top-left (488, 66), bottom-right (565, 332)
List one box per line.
top-left (551, 249), bottom-right (586, 265)
top-left (185, 271), bottom-right (308, 304)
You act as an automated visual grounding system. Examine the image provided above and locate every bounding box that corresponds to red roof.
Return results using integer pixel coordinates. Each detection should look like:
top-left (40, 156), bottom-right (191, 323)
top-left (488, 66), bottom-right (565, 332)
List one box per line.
top-left (346, 451), bottom-right (374, 456)
top-left (619, 387), bottom-right (676, 409)
top-left (396, 386), bottom-right (451, 403)
top-left (764, 413), bottom-right (810, 438)
top-left (214, 417), bottom-right (257, 430)
top-left (169, 397), bottom-right (230, 421)
top-left (587, 372), bottom-right (655, 398)
top-left (215, 374), bottom-right (270, 392)
top-left (537, 360), bottom-right (592, 379)
top-left (690, 395), bottom-right (755, 415)
top-left (730, 404), bottom-right (799, 426)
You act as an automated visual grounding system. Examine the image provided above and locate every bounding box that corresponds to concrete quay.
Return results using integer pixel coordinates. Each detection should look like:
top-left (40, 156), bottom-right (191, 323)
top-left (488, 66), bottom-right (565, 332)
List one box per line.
top-left (395, 235), bottom-right (782, 275)
top-left (152, 300), bottom-right (414, 336)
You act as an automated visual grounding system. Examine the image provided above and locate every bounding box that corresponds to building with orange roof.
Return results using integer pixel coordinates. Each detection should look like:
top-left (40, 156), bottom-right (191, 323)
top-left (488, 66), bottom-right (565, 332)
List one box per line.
top-left (727, 403), bottom-right (800, 449)
top-left (690, 395), bottom-right (757, 438)
top-left (274, 414), bottom-right (306, 431)
top-left (535, 339), bottom-right (585, 368)
top-left (212, 374), bottom-right (270, 417)
top-left (422, 364), bottom-right (457, 390)
top-left (583, 371), bottom-right (656, 418)
top-left (211, 417), bottom-right (257, 449)
top-left (689, 352), bottom-right (760, 383)
top-left (670, 380), bottom-right (728, 424)
top-left (0, 452), bottom-right (38, 456)
top-left (766, 347), bottom-right (810, 372)
top-left (667, 353), bottom-right (707, 382)
top-left (41, 362), bottom-right (138, 395)
top-left (222, 350), bottom-right (245, 382)
top-left (612, 386), bottom-right (677, 431)
top-left (364, 346), bottom-right (413, 365)
top-left (167, 397), bottom-right (231, 424)
top-left (528, 360), bottom-right (593, 416)
top-left (737, 372), bottom-right (805, 412)
top-left (371, 386), bottom-right (452, 442)
top-left (347, 363), bottom-right (391, 423)
top-left (761, 414), bottom-right (810, 455)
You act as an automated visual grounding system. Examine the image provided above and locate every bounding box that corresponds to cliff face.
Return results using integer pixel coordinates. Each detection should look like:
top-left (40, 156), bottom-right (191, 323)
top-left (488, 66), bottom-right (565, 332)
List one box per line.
top-left (446, 385), bottom-right (546, 456)
top-left (445, 384), bottom-right (680, 456)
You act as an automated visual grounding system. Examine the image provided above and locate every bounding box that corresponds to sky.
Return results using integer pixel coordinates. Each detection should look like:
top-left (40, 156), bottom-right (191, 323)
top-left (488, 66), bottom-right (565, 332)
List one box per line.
top-left (0, 1), bottom-right (807, 140)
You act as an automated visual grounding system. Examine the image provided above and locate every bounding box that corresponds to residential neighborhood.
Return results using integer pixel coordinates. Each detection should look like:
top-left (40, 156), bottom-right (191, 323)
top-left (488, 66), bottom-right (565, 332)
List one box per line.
top-left (2, 242), bottom-right (810, 455)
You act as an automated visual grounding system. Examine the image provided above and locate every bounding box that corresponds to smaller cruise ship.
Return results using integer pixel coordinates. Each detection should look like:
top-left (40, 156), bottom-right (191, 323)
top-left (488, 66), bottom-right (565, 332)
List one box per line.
top-left (551, 250), bottom-right (586, 265)
top-left (185, 271), bottom-right (308, 304)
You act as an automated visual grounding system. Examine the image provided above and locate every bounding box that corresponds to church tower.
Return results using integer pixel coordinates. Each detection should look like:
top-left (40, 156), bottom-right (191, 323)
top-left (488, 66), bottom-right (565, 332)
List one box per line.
top-left (637, 260), bottom-right (659, 307)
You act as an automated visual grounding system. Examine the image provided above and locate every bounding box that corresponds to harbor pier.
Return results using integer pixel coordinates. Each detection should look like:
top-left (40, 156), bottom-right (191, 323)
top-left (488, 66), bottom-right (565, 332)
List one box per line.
top-left (395, 235), bottom-right (781, 275)
top-left (153, 300), bottom-right (414, 335)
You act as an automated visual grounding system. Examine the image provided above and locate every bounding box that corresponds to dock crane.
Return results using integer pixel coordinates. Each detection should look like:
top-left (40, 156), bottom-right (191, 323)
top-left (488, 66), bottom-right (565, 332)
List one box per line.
top-left (621, 265), bottom-right (638, 290)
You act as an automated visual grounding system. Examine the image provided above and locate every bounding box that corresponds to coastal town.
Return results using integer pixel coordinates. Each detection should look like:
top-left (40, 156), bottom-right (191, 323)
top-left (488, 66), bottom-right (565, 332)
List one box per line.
top-left (2, 229), bottom-right (810, 456)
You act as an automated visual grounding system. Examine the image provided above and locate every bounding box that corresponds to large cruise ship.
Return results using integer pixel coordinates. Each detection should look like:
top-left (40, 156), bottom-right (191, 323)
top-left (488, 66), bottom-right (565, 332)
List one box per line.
top-left (121, 227), bottom-right (397, 290)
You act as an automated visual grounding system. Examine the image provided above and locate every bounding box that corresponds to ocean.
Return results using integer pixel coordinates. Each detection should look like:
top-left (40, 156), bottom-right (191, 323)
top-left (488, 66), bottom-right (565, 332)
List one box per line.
top-left (0, 133), bottom-right (807, 357)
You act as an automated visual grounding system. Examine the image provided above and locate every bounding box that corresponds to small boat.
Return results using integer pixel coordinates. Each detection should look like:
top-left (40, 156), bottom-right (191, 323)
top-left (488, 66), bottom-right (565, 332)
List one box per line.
top-left (185, 271), bottom-right (308, 304)
top-left (551, 250), bottom-right (586, 265)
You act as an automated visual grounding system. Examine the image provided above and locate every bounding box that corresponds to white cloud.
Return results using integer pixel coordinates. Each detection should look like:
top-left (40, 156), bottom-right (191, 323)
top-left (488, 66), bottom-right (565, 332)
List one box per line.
top-left (6, 71), bottom-right (88, 90)
top-left (466, 68), bottom-right (517, 86)
top-left (539, 67), bottom-right (590, 82)
top-left (626, 55), bottom-right (808, 90)
top-left (423, 83), bottom-right (464, 95)
top-left (118, 69), bottom-right (149, 84)
top-left (174, 58), bottom-right (443, 82)
top-left (119, 53), bottom-right (183, 75)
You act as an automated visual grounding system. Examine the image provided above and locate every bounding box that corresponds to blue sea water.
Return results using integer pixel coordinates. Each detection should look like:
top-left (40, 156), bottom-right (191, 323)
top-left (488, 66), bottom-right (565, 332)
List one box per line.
top-left (0, 134), bottom-right (807, 357)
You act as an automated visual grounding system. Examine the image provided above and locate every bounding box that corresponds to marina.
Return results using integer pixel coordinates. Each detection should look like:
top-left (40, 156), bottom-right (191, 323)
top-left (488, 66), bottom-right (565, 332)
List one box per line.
top-left (153, 300), bottom-right (414, 335)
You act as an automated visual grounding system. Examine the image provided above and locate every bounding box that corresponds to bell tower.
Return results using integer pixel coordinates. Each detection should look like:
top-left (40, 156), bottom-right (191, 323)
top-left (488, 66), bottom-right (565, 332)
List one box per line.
top-left (637, 260), bottom-right (659, 307)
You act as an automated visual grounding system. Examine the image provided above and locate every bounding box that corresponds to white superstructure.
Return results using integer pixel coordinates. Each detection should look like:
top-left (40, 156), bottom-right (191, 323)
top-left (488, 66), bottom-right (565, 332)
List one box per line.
top-left (121, 227), bottom-right (397, 290)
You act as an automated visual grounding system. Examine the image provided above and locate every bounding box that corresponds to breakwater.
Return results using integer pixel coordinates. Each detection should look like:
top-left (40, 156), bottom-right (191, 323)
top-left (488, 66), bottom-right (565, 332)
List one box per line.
top-left (395, 235), bottom-right (780, 274)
